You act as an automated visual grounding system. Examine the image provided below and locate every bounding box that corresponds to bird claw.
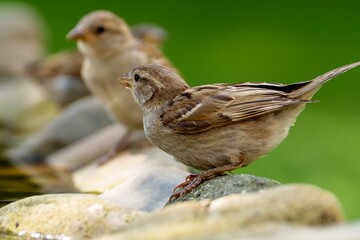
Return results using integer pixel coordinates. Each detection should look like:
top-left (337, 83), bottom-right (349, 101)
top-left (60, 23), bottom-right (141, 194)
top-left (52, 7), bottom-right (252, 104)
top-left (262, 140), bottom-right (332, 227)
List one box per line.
top-left (169, 174), bottom-right (205, 202)
top-left (172, 173), bottom-right (198, 193)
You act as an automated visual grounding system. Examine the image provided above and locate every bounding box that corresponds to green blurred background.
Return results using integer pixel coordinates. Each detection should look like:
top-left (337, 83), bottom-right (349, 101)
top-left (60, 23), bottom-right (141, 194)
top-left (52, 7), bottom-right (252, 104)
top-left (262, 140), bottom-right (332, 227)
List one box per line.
top-left (6, 0), bottom-right (360, 219)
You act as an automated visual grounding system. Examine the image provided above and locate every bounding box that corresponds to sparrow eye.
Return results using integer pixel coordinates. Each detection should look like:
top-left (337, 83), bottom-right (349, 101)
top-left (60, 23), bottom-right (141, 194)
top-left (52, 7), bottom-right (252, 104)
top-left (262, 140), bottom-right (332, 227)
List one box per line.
top-left (134, 74), bottom-right (141, 82)
top-left (95, 26), bottom-right (105, 34)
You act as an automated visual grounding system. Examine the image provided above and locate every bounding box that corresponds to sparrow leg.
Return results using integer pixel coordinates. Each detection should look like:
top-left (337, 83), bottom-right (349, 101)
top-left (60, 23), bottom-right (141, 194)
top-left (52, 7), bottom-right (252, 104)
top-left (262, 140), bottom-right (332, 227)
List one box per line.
top-left (97, 130), bottom-right (150, 165)
top-left (169, 153), bottom-right (247, 202)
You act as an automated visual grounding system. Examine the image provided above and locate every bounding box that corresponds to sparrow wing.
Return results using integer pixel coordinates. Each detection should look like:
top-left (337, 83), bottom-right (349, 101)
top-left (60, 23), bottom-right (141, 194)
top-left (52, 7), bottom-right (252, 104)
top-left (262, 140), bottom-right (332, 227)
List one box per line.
top-left (161, 82), bottom-right (311, 134)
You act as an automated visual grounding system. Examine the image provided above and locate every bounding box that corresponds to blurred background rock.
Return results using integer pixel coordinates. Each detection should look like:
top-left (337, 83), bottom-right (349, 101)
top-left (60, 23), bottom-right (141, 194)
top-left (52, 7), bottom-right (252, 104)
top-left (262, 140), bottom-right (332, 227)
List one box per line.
top-left (0, 0), bottom-right (360, 220)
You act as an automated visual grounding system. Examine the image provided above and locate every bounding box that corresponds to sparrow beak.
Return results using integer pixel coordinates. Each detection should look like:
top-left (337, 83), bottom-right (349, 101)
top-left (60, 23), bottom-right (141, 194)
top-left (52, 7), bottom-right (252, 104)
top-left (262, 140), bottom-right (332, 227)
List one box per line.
top-left (67, 27), bottom-right (87, 40)
top-left (118, 72), bottom-right (133, 89)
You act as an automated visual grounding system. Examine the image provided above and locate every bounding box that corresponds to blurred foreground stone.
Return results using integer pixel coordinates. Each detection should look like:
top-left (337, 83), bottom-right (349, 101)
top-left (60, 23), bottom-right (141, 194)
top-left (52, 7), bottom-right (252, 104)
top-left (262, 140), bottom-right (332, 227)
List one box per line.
top-left (0, 174), bottom-right (349, 239)
top-left (0, 194), bottom-right (146, 239)
top-left (101, 221), bottom-right (360, 240)
top-left (99, 184), bottom-right (344, 239)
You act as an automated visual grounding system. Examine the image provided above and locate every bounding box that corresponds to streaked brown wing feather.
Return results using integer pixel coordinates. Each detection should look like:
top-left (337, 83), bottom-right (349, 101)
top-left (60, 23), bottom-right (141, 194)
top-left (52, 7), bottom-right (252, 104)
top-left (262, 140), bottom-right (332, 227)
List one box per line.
top-left (161, 83), bottom-right (310, 134)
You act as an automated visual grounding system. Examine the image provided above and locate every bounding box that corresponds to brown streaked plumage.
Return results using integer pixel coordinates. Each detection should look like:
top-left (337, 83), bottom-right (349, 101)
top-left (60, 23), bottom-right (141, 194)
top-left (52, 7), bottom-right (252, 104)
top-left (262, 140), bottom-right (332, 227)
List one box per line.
top-left (67, 10), bottom-right (175, 162)
top-left (120, 62), bottom-right (360, 200)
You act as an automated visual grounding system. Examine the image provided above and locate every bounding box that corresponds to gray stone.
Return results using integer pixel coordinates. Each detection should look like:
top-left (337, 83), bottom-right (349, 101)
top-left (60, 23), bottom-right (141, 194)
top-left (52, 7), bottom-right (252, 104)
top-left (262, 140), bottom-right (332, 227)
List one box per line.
top-left (72, 144), bottom-right (189, 212)
top-left (167, 174), bottom-right (281, 205)
top-left (47, 123), bottom-right (127, 171)
top-left (99, 184), bottom-right (344, 240)
top-left (7, 96), bottom-right (112, 162)
top-left (100, 167), bottom-right (189, 212)
top-left (73, 146), bottom-right (187, 193)
top-left (0, 194), bottom-right (146, 239)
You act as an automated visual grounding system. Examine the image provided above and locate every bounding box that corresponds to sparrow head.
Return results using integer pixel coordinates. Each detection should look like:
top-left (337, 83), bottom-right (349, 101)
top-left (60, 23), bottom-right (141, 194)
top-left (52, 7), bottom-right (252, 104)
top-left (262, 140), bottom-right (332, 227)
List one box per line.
top-left (119, 64), bottom-right (189, 109)
top-left (67, 10), bottom-right (135, 58)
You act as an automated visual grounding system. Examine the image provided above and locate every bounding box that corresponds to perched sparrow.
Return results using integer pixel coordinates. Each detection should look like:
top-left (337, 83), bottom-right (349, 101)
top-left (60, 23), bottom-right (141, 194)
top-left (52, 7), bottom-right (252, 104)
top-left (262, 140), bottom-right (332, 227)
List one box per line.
top-left (120, 62), bottom-right (360, 200)
top-left (67, 10), bottom-right (174, 162)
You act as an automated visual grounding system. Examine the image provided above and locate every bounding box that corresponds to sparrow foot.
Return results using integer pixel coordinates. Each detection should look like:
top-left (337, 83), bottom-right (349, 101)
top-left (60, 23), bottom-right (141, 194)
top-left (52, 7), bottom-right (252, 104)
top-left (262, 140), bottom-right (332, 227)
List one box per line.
top-left (169, 156), bottom-right (247, 202)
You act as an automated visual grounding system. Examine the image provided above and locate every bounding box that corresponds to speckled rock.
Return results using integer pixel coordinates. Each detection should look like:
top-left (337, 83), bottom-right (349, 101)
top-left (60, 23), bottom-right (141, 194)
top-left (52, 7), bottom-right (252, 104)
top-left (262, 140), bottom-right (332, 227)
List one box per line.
top-left (99, 184), bottom-right (344, 240)
top-left (167, 174), bottom-right (281, 205)
top-left (0, 194), bottom-right (146, 239)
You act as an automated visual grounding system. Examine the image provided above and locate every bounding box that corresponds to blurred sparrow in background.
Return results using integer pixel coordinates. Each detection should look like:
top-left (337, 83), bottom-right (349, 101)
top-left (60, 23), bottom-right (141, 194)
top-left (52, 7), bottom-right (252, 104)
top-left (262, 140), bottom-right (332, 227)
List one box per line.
top-left (24, 22), bottom-right (168, 108)
top-left (67, 10), bottom-right (175, 163)
top-left (120, 62), bottom-right (360, 200)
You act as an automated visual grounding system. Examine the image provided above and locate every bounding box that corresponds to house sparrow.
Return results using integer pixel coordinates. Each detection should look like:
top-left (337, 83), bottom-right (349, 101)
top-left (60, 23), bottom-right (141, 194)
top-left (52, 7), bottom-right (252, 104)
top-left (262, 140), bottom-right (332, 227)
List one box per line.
top-left (27, 22), bottom-right (168, 81)
top-left (120, 62), bottom-right (360, 200)
top-left (67, 10), bottom-right (175, 162)
top-left (23, 21), bottom-right (168, 108)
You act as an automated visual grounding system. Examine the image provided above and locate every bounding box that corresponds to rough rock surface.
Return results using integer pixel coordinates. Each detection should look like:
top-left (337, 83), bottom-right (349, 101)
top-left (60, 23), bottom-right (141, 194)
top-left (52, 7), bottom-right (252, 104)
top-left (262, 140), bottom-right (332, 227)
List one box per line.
top-left (0, 194), bottom-right (146, 239)
top-left (167, 174), bottom-right (281, 205)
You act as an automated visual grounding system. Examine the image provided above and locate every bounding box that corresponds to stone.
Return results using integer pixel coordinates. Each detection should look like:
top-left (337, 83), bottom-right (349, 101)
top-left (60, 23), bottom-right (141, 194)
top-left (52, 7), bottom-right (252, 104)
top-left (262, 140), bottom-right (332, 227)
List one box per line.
top-left (47, 123), bottom-right (126, 171)
top-left (167, 174), bottom-right (281, 205)
top-left (6, 96), bottom-right (112, 162)
top-left (207, 184), bottom-right (344, 226)
top-left (100, 167), bottom-right (189, 212)
top-left (99, 184), bottom-right (344, 240)
top-left (72, 146), bottom-right (188, 211)
top-left (73, 146), bottom-right (187, 193)
top-left (203, 222), bottom-right (360, 240)
top-left (0, 194), bottom-right (146, 239)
